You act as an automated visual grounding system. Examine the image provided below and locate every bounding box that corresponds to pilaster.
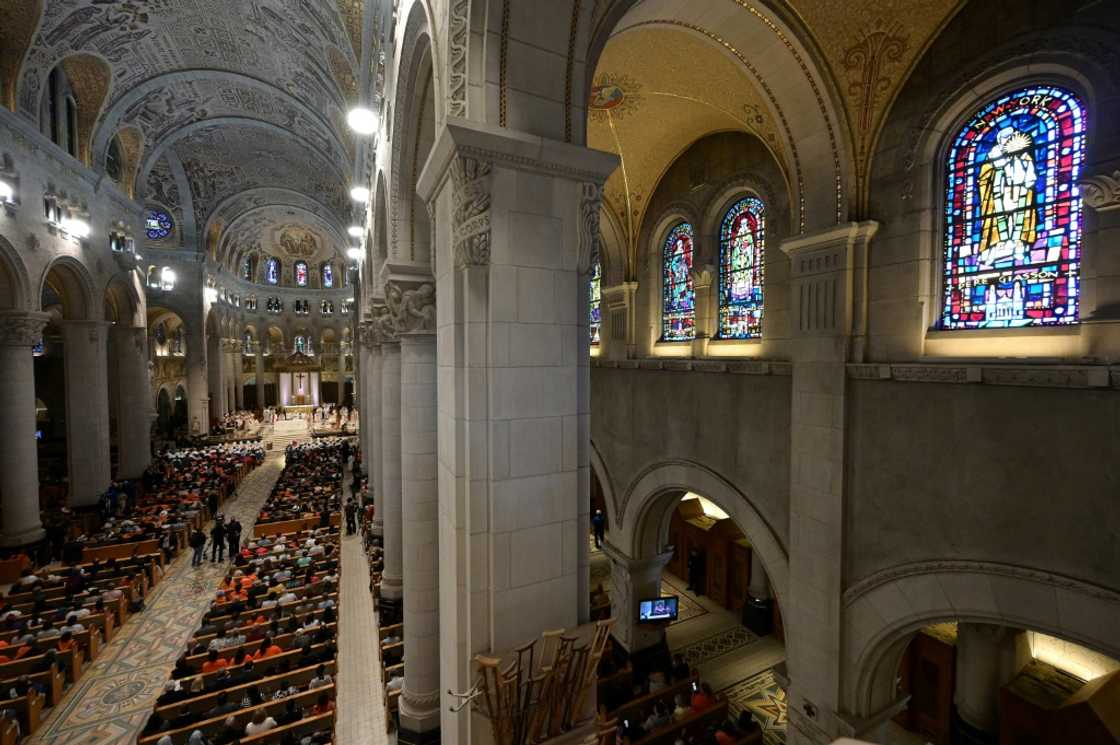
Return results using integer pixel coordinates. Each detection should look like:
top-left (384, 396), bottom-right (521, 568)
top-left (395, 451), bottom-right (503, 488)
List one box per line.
top-left (61, 319), bottom-right (111, 506)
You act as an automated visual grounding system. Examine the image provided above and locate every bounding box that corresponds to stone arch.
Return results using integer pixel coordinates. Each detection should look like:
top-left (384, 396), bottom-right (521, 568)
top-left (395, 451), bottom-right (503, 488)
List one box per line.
top-left (39, 256), bottom-right (97, 321)
top-left (618, 459), bottom-right (789, 611)
top-left (39, 53), bottom-right (112, 166)
top-left (644, 205), bottom-right (703, 344)
top-left (589, 438), bottom-right (620, 530)
top-left (0, 234), bottom-right (33, 310)
top-left (0, 0), bottom-right (43, 112)
top-left (103, 273), bottom-right (142, 328)
top-left (106, 125), bottom-right (144, 198)
top-left (843, 561), bottom-right (1120, 717)
top-left (389, 0), bottom-right (444, 264)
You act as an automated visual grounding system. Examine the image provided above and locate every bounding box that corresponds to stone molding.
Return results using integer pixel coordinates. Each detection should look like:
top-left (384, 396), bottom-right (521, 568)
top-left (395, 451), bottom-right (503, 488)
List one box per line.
top-left (577, 181), bottom-right (603, 274)
top-left (447, 0), bottom-right (470, 119)
top-left (1081, 169), bottom-right (1120, 212)
top-left (386, 280), bottom-right (436, 334)
top-left (847, 362), bottom-right (1113, 389)
top-left (450, 155), bottom-right (492, 268)
top-left (357, 321), bottom-right (379, 349)
top-left (843, 559), bottom-right (1120, 607)
top-left (0, 311), bottom-right (50, 347)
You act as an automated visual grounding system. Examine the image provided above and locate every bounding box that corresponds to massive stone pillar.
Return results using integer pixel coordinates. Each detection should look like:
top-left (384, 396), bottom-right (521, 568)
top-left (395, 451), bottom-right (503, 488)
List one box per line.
top-left (379, 337), bottom-right (403, 600)
top-left (416, 119), bottom-right (618, 745)
top-left (112, 326), bottom-right (152, 478)
top-left (602, 543), bottom-right (673, 654)
top-left (359, 322), bottom-right (384, 532)
top-left (779, 223), bottom-right (879, 745)
top-left (61, 320), bottom-right (112, 506)
top-left (397, 303), bottom-right (440, 741)
top-left (0, 311), bottom-right (50, 545)
top-left (253, 342), bottom-right (264, 412)
top-left (207, 333), bottom-right (224, 423)
top-left (954, 624), bottom-right (1029, 744)
top-left (232, 342), bottom-right (244, 411)
top-left (186, 328), bottom-right (209, 435)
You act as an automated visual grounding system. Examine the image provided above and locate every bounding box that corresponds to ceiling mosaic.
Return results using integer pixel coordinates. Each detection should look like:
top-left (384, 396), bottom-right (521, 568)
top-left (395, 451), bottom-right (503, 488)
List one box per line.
top-left (15, 0), bottom-right (361, 275)
top-left (213, 193), bottom-right (348, 274)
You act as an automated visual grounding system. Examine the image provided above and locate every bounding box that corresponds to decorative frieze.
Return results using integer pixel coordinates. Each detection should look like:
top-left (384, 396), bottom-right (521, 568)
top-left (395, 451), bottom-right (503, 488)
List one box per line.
top-left (386, 281), bottom-right (435, 334)
top-left (450, 155), bottom-right (492, 268)
top-left (0, 311), bottom-right (50, 347)
top-left (577, 181), bottom-right (603, 274)
top-left (1081, 169), bottom-right (1120, 212)
top-left (848, 362), bottom-right (1112, 389)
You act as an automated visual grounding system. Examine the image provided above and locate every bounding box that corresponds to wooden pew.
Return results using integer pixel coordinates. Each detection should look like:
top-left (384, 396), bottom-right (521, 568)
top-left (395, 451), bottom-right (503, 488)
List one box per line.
top-left (0, 663), bottom-right (65, 706)
top-left (80, 539), bottom-right (162, 565)
top-left (155, 661), bottom-right (337, 721)
top-left (138, 684), bottom-right (334, 745)
top-left (634, 700), bottom-right (729, 745)
top-left (0, 716), bottom-right (17, 745)
top-left (240, 712), bottom-right (335, 744)
top-left (179, 624), bottom-right (337, 672)
top-left (0, 689), bottom-right (43, 737)
top-left (252, 514), bottom-right (341, 538)
top-left (0, 644), bottom-right (85, 684)
top-left (609, 675), bottom-right (698, 722)
top-left (202, 592), bottom-right (338, 629)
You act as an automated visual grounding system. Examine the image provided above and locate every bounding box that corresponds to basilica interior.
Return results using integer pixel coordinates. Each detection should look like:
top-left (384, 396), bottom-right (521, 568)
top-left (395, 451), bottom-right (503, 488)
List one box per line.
top-left (0, 2), bottom-right (1119, 745)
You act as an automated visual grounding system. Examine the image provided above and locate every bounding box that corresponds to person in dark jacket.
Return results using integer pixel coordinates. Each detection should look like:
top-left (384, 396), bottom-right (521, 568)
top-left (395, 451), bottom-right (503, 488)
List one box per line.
top-left (190, 529), bottom-right (206, 567)
top-left (210, 518), bottom-right (226, 562)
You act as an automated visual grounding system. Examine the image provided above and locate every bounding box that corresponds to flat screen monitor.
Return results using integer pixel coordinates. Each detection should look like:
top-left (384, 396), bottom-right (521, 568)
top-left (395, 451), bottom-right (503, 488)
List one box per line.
top-left (638, 596), bottom-right (678, 623)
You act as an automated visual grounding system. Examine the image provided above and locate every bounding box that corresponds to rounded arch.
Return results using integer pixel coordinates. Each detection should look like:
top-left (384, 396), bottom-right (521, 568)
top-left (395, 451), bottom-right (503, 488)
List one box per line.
top-left (103, 273), bottom-right (142, 327)
top-left (0, 0), bottom-right (43, 112)
top-left (39, 256), bottom-right (97, 320)
top-left (0, 234), bottom-right (33, 310)
top-left (589, 439), bottom-right (621, 531)
top-left (618, 460), bottom-right (789, 611)
top-left (844, 562), bottom-right (1120, 717)
top-left (389, 0), bottom-right (444, 264)
top-left (38, 53), bottom-right (111, 165)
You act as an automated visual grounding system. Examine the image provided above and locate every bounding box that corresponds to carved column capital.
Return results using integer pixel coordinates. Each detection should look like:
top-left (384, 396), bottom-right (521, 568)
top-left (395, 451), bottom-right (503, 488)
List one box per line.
top-left (577, 181), bottom-right (604, 274)
top-left (386, 279), bottom-right (436, 335)
top-left (0, 311), bottom-right (50, 347)
top-left (1081, 170), bottom-right (1120, 212)
top-left (371, 303), bottom-right (399, 344)
top-left (450, 155), bottom-right (493, 268)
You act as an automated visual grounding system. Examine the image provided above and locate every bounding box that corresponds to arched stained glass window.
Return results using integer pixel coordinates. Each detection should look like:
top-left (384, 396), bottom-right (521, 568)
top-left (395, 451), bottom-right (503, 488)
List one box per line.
top-left (265, 257), bottom-right (280, 285)
top-left (322, 262), bottom-right (334, 288)
top-left (719, 196), bottom-right (766, 339)
top-left (942, 85), bottom-right (1085, 329)
top-left (662, 222), bottom-right (695, 341)
top-left (294, 335), bottom-right (306, 354)
top-left (294, 260), bottom-right (309, 287)
top-left (590, 261), bottom-right (602, 344)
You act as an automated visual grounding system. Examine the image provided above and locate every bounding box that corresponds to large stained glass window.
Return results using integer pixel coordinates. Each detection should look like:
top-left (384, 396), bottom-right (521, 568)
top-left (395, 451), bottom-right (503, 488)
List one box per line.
top-left (942, 85), bottom-right (1085, 329)
top-left (719, 196), bottom-right (766, 338)
top-left (265, 257), bottom-right (280, 285)
top-left (589, 261), bottom-right (602, 344)
top-left (322, 262), bottom-right (334, 288)
top-left (295, 261), bottom-right (309, 287)
top-left (662, 222), bottom-right (695, 341)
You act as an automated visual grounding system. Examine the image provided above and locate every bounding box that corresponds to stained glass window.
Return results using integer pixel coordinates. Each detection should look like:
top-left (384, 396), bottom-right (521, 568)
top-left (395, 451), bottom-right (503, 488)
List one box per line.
top-left (322, 262), bottom-right (334, 288)
top-left (719, 196), bottom-right (766, 339)
top-left (662, 222), bottom-right (695, 341)
top-left (241, 256), bottom-right (252, 281)
top-left (294, 335), bottom-right (306, 354)
top-left (146, 209), bottom-right (173, 241)
top-left (942, 85), bottom-right (1084, 329)
top-left (265, 257), bottom-right (280, 285)
top-left (295, 261), bottom-right (308, 287)
top-left (590, 261), bottom-right (602, 344)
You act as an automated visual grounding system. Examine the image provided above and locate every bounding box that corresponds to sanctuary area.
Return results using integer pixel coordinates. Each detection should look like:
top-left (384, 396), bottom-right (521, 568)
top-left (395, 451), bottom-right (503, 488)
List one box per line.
top-left (0, 2), bottom-right (1118, 745)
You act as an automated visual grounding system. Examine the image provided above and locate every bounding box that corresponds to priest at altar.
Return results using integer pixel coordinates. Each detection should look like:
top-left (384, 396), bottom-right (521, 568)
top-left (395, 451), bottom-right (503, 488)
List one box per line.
top-left (273, 351), bottom-right (323, 407)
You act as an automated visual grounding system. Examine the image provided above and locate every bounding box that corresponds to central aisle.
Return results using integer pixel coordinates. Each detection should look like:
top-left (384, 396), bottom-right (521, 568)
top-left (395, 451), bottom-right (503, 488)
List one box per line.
top-left (336, 532), bottom-right (390, 745)
top-left (26, 438), bottom-right (293, 745)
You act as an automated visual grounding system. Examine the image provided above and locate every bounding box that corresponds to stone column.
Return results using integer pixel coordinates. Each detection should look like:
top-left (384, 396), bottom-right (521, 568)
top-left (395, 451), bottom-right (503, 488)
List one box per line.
top-left (253, 342), bottom-right (265, 412)
top-left (416, 119), bottom-right (618, 745)
top-left (379, 337), bottom-right (403, 600)
top-left (207, 334), bottom-right (224, 423)
top-left (602, 543), bottom-right (673, 653)
top-left (61, 320), bottom-right (112, 506)
top-left (361, 322), bottom-right (384, 533)
top-left (233, 342), bottom-right (244, 411)
top-left (396, 297), bottom-right (440, 741)
top-left (0, 311), bottom-right (50, 545)
top-left (602, 281), bottom-right (638, 360)
top-left (112, 326), bottom-right (152, 478)
top-left (691, 266), bottom-right (716, 358)
top-left (954, 624), bottom-right (1029, 744)
top-left (186, 329), bottom-right (209, 435)
top-left (779, 223), bottom-right (878, 745)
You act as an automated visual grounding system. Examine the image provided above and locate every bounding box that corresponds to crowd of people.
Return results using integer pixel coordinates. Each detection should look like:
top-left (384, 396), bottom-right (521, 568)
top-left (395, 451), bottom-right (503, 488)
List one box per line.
top-left (209, 411), bottom-right (261, 437)
top-left (254, 440), bottom-right (349, 525)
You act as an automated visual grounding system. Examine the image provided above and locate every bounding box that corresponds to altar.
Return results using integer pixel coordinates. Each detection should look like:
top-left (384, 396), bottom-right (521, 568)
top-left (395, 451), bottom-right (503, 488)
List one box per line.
top-left (272, 351), bottom-right (323, 408)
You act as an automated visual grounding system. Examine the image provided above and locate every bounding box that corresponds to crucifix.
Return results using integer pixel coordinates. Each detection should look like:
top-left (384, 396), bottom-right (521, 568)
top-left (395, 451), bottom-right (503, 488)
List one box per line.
top-left (295, 372), bottom-right (306, 394)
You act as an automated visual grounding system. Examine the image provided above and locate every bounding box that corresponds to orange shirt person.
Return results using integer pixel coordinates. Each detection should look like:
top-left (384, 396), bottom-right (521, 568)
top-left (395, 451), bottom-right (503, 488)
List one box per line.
top-left (253, 636), bottom-right (283, 660)
top-left (202, 649), bottom-right (229, 673)
top-left (56, 631), bottom-right (76, 653)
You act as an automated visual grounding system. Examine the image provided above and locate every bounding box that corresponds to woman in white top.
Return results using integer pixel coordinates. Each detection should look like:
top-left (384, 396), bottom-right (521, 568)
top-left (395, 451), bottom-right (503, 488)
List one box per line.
top-left (244, 710), bottom-right (278, 735)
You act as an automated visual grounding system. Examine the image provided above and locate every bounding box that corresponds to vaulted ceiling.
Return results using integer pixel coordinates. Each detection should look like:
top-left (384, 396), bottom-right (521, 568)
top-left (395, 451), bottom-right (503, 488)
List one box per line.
top-left (11, 0), bottom-right (363, 279)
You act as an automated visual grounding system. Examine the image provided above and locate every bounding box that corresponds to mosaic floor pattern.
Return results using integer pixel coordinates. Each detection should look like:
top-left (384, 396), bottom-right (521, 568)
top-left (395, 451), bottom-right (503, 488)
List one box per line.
top-left (659, 573), bottom-right (708, 625)
top-left (677, 624), bottom-right (760, 669)
top-left (719, 668), bottom-right (788, 745)
top-left (26, 442), bottom-right (294, 745)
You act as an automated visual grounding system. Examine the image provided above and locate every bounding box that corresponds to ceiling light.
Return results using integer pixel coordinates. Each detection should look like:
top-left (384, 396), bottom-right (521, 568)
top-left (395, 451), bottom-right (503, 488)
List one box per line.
top-left (347, 107), bottom-right (379, 135)
top-left (348, 225), bottom-right (364, 238)
top-left (0, 179), bottom-right (13, 203)
top-left (62, 217), bottom-right (90, 238)
top-left (350, 186), bottom-right (370, 203)
top-left (347, 247), bottom-right (364, 261)
top-left (204, 287), bottom-right (218, 303)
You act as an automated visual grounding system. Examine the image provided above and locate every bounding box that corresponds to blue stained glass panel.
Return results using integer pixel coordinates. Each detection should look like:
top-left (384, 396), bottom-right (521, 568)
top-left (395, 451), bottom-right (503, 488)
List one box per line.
top-left (662, 222), bottom-right (695, 341)
top-left (718, 196), bottom-right (766, 339)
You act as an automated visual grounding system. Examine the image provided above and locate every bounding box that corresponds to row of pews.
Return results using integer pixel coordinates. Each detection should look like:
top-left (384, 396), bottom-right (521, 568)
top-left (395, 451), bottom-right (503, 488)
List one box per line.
top-left (361, 511), bottom-right (402, 732)
top-left (139, 527), bottom-right (342, 745)
top-left (0, 552), bottom-right (163, 740)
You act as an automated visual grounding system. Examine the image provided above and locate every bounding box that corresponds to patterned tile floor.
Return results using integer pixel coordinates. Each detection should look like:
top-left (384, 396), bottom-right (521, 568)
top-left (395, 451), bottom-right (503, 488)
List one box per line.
top-left (719, 668), bottom-right (787, 745)
top-left (26, 431), bottom-right (296, 745)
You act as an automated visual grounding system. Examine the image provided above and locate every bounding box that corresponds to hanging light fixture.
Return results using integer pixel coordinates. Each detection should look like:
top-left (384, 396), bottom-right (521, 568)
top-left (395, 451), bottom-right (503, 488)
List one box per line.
top-left (347, 107), bottom-right (379, 135)
top-left (347, 247), bottom-right (364, 261)
top-left (350, 186), bottom-right (370, 203)
top-left (61, 216), bottom-right (90, 238)
top-left (348, 225), bottom-right (364, 237)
